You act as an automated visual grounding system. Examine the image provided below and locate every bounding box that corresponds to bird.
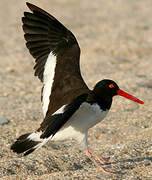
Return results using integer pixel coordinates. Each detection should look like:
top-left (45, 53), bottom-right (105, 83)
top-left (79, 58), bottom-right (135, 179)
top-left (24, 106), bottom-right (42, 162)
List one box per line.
top-left (11, 2), bottom-right (144, 173)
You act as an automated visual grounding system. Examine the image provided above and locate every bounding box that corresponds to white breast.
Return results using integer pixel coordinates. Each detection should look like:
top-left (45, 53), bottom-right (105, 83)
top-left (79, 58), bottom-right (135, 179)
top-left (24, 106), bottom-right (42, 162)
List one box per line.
top-left (69, 103), bottom-right (108, 131)
top-left (52, 103), bottom-right (109, 146)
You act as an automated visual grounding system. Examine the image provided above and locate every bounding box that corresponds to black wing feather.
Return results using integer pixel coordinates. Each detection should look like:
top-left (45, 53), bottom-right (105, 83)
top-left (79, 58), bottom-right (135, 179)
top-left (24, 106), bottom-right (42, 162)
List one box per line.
top-left (23, 2), bottom-right (78, 82)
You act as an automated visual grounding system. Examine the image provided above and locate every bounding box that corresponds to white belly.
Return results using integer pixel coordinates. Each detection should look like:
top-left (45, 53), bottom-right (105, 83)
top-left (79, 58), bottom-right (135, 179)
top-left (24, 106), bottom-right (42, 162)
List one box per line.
top-left (52, 103), bottom-right (108, 145)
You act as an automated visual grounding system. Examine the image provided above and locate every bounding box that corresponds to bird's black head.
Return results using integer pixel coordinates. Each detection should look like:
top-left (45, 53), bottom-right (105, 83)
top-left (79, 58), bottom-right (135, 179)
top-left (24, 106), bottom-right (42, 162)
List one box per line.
top-left (93, 79), bottom-right (119, 99)
top-left (92, 79), bottom-right (119, 110)
top-left (92, 79), bottom-right (144, 110)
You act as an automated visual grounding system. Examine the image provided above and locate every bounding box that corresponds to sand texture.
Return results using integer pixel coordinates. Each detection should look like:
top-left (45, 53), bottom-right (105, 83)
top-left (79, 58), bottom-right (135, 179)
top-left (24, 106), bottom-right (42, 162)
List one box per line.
top-left (0, 0), bottom-right (152, 179)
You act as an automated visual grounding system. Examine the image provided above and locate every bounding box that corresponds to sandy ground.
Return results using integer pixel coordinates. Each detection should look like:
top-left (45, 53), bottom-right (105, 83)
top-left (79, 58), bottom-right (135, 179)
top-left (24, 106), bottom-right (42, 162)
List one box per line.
top-left (0, 0), bottom-right (152, 179)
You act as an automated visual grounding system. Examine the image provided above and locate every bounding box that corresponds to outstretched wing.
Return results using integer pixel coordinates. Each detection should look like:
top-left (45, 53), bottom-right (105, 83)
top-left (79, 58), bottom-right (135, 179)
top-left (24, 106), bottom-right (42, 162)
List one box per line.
top-left (23, 3), bottom-right (89, 117)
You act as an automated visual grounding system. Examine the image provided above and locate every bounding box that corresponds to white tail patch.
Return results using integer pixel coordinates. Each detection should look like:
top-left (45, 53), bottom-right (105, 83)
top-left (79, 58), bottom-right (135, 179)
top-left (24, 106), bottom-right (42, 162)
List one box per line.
top-left (28, 131), bottom-right (42, 142)
top-left (27, 131), bottom-right (53, 150)
top-left (42, 52), bottom-right (57, 117)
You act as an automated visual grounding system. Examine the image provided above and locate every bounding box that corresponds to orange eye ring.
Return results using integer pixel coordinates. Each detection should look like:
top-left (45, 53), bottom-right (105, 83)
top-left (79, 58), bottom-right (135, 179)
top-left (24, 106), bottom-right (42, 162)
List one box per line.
top-left (109, 84), bottom-right (114, 88)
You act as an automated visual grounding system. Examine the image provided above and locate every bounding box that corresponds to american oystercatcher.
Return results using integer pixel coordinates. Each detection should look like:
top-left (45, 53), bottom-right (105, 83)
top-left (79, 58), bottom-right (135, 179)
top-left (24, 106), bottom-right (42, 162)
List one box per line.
top-left (11, 2), bottom-right (144, 173)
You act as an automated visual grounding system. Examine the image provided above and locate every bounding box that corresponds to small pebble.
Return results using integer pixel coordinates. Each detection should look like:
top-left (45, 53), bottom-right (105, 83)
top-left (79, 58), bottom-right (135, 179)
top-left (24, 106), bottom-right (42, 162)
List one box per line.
top-left (0, 117), bottom-right (10, 125)
top-left (145, 162), bottom-right (151, 166)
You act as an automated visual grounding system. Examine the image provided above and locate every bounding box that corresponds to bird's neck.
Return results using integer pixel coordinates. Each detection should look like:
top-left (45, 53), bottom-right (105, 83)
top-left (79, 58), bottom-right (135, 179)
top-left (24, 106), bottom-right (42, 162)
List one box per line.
top-left (96, 96), bottom-right (112, 111)
top-left (87, 91), bottom-right (112, 111)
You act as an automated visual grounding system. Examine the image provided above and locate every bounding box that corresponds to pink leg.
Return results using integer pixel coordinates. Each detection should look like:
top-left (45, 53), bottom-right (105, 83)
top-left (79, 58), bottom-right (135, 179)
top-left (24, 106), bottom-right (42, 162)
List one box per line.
top-left (85, 148), bottom-right (116, 174)
top-left (87, 148), bottom-right (114, 164)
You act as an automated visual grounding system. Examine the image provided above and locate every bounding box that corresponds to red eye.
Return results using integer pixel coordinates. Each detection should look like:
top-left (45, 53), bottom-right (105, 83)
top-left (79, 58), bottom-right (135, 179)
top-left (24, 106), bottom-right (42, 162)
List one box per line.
top-left (109, 84), bottom-right (114, 88)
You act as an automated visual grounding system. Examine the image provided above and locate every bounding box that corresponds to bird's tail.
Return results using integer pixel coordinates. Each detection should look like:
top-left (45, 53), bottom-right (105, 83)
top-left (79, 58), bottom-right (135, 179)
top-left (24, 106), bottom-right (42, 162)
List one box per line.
top-left (11, 131), bottom-right (52, 156)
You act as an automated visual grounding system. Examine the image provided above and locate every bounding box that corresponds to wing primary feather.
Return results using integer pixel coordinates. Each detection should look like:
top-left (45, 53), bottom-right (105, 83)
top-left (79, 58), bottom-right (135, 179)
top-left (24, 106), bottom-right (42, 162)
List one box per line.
top-left (24, 34), bottom-right (48, 42)
top-left (23, 24), bottom-right (48, 35)
top-left (24, 12), bottom-right (49, 25)
top-left (22, 17), bottom-right (49, 30)
top-left (26, 41), bottom-right (50, 49)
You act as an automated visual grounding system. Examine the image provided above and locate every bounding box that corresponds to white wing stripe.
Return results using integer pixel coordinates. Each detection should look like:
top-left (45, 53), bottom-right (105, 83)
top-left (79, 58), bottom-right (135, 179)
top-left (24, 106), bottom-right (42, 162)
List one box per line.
top-left (42, 52), bottom-right (57, 117)
top-left (53, 105), bottom-right (66, 115)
